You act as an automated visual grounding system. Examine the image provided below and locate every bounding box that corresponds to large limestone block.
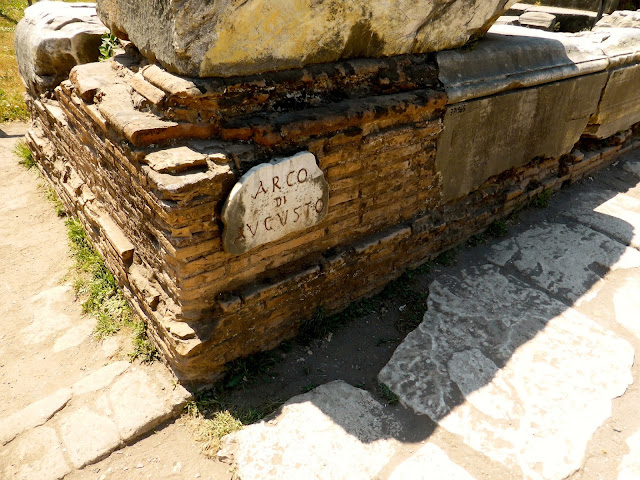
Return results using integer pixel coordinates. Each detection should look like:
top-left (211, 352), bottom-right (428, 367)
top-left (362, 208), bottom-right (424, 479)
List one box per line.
top-left (435, 71), bottom-right (608, 201)
top-left (15, 2), bottom-right (109, 96)
top-left (96, 0), bottom-right (517, 78)
top-left (438, 25), bottom-right (608, 103)
top-left (596, 10), bottom-right (640, 29)
top-left (582, 28), bottom-right (640, 138)
top-left (517, 0), bottom-right (619, 13)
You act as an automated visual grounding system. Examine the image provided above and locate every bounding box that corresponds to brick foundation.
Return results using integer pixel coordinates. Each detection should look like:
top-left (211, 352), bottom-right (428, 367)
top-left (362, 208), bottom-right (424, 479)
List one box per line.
top-left (25, 51), bottom-right (640, 383)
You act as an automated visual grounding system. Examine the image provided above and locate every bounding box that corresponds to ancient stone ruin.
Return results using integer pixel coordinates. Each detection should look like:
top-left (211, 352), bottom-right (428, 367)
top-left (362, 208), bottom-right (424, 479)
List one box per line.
top-left (16, 1), bottom-right (640, 382)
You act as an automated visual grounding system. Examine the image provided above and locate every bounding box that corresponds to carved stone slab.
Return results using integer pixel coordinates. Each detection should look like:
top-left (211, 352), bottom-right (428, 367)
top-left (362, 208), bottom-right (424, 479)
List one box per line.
top-left (221, 152), bottom-right (329, 255)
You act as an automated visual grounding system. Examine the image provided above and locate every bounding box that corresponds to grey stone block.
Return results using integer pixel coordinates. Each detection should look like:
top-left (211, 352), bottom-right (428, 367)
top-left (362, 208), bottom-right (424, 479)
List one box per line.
top-left (14, 2), bottom-right (108, 96)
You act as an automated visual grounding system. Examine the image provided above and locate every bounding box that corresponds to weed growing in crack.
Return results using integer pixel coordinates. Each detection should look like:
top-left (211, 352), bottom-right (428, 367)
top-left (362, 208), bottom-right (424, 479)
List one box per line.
top-left (66, 217), bottom-right (157, 363)
top-left (43, 186), bottom-right (65, 217)
top-left (488, 219), bottom-right (509, 238)
top-left (529, 188), bottom-right (553, 208)
top-left (377, 383), bottom-right (399, 406)
top-left (13, 140), bottom-right (35, 169)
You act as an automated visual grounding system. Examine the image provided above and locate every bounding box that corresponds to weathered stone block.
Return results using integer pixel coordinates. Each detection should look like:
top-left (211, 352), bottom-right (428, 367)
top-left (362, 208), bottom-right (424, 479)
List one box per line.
top-left (15, 2), bottom-right (108, 96)
top-left (436, 25), bottom-right (609, 201)
top-left (517, 0), bottom-right (618, 13)
top-left (96, 0), bottom-right (517, 77)
top-left (584, 28), bottom-right (640, 138)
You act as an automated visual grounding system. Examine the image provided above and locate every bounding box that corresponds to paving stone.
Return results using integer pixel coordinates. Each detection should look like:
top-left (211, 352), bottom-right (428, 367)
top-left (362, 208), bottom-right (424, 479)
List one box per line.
top-left (58, 407), bottom-right (121, 469)
top-left (52, 319), bottom-right (95, 353)
top-left (0, 425), bottom-right (71, 480)
top-left (613, 274), bottom-right (640, 340)
top-left (388, 443), bottom-right (477, 480)
top-left (488, 222), bottom-right (640, 302)
top-left (379, 264), bottom-right (634, 480)
top-left (21, 285), bottom-right (75, 344)
top-left (72, 361), bottom-right (130, 396)
top-left (219, 380), bottom-right (401, 480)
top-left (0, 387), bottom-right (71, 445)
top-left (618, 429), bottom-right (640, 480)
top-left (108, 368), bottom-right (185, 442)
top-left (623, 154), bottom-right (640, 178)
top-left (561, 190), bottom-right (640, 250)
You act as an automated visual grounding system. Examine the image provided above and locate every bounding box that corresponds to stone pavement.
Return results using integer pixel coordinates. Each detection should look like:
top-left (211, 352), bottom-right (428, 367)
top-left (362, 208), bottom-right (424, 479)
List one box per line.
top-left (0, 122), bottom-right (191, 480)
top-left (220, 146), bottom-right (640, 480)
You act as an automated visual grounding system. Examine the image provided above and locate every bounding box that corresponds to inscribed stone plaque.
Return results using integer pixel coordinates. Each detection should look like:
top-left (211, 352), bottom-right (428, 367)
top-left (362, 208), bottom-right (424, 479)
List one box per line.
top-left (221, 152), bottom-right (329, 255)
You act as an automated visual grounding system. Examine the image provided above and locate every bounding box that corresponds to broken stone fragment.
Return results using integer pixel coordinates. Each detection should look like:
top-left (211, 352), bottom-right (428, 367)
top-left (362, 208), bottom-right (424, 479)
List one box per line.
top-left (96, 0), bottom-right (517, 78)
top-left (15, 2), bottom-right (109, 96)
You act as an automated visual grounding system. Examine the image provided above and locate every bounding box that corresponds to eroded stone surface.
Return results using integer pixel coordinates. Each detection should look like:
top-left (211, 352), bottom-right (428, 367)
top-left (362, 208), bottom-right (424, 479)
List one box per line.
top-left (388, 443), bottom-right (477, 480)
top-left (596, 10), bottom-right (640, 29)
top-left (583, 29), bottom-right (640, 138)
top-left (96, 0), bottom-right (516, 77)
top-left (108, 369), bottom-right (189, 442)
top-left (72, 361), bottom-right (130, 396)
top-left (613, 274), bottom-right (640, 339)
top-left (561, 189), bottom-right (640, 249)
top-left (438, 26), bottom-right (607, 104)
top-left (219, 380), bottom-right (401, 480)
top-left (487, 222), bottom-right (640, 302)
top-left (15, 2), bottom-right (108, 95)
top-left (379, 264), bottom-right (634, 480)
top-left (0, 426), bottom-right (70, 480)
top-left (435, 72), bottom-right (607, 201)
top-left (0, 387), bottom-right (71, 446)
top-left (619, 429), bottom-right (640, 480)
top-left (58, 407), bottom-right (121, 469)
top-left (222, 152), bottom-right (329, 255)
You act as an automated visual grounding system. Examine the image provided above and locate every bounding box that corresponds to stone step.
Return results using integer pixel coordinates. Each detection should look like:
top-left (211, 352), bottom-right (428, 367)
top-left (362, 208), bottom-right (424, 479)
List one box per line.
top-left (0, 362), bottom-right (191, 480)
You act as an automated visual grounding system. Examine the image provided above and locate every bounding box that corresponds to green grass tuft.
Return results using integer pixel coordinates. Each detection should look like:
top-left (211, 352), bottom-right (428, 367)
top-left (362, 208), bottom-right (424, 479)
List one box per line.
top-left (65, 217), bottom-right (157, 362)
top-left (43, 186), bottom-right (65, 217)
top-left (487, 219), bottom-right (509, 238)
top-left (185, 391), bottom-right (283, 456)
top-left (529, 188), bottom-right (553, 208)
top-left (13, 140), bottom-right (34, 168)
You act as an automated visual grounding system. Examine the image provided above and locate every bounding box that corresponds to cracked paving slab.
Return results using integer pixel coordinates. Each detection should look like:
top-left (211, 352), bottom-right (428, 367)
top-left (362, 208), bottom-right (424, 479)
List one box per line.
top-left (559, 188), bottom-right (640, 250)
top-left (218, 380), bottom-right (402, 480)
top-left (487, 222), bottom-right (640, 303)
top-left (379, 264), bottom-right (634, 480)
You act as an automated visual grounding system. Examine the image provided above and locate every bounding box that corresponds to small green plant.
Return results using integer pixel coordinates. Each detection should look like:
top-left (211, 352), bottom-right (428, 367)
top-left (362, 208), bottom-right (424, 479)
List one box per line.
top-left (44, 186), bottom-right (65, 217)
top-left (99, 33), bottom-right (119, 61)
top-left (487, 219), bottom-right (509, 238)
top-left (13, 140), bottom-right (35, 169)
top-left (433, 247), bottom-right (460, 267)
top-left (529, 188), bottom-right (553, 208)
top-left (185, 390), bottom-right (282, 456)
top-left (223, 350), bottom-right (281, 389)
top-left (377, 383), bottom-right (399, 406)
top-left (467, 233), bottom-right (486, 247)
top-left (302, 381), bottom-right (319, 393)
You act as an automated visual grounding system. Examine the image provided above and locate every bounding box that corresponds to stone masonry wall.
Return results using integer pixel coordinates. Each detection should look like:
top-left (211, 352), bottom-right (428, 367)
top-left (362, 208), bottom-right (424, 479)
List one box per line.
top-left (24, 46), bottom-right (640, 383)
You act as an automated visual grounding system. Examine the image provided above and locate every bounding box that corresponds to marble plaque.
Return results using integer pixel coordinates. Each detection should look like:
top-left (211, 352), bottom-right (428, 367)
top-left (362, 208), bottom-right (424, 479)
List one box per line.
top-left (221, 152), bottom-right (329, 255)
